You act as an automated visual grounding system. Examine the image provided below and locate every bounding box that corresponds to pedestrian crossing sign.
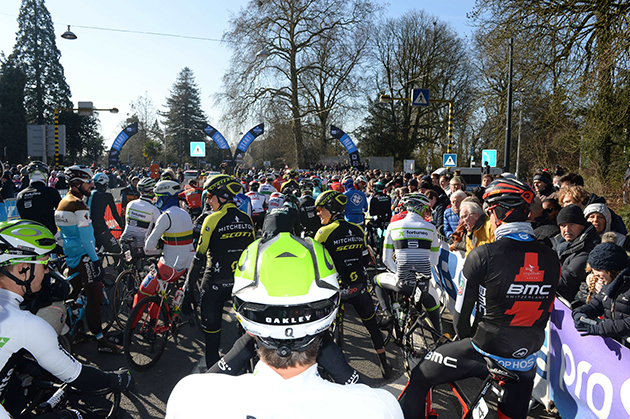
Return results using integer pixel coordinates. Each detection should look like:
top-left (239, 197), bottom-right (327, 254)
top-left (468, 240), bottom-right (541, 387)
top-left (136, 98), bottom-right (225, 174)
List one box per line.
top-left (190, 142), bottom-right (206, 157)
top-left (443, 153), bottom-right (457, 167)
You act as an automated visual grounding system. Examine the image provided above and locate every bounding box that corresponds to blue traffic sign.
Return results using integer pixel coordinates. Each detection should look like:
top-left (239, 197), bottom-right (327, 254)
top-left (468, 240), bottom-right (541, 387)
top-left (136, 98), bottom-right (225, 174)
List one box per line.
top-left (411, 89), bottom-right (430, 106)
top-left (482, 149), bottom-right (497, 167)
top-left (190, 142), bottom-right (206, 157)
top-left (443, 153), bottom-right (457, 167)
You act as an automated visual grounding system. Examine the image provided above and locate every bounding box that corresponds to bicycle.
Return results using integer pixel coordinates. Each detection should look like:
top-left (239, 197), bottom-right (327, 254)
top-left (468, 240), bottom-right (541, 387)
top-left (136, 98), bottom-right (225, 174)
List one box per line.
top-left (365, 215), bottom-right (389, 265)
top-left (374, 271), bottom-right (444, 377)
top-left (398, 353), bottom-right (520, 419)
top-left (123, 264), bottom-right (202, 371)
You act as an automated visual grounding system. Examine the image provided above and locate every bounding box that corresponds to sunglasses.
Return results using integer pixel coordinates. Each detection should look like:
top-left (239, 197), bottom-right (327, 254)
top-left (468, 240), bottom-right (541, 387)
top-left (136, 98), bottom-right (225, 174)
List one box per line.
top-left (20, 257), bottom-right (51, 268)
top-left (544, 207), bottom-right (558, 213)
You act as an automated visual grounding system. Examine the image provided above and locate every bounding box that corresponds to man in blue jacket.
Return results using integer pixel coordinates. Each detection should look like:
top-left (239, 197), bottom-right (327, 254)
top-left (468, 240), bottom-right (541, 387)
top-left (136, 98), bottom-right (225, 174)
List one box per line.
top-left (343, 177), bottom-right (367, 225)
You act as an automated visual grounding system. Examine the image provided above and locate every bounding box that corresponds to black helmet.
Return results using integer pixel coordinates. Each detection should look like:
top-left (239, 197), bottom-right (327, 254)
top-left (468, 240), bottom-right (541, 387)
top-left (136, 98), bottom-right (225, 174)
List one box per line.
top-left (483, 178), bottom-right (534, 208)
top-left (314, 190), bottom-right (346, 214)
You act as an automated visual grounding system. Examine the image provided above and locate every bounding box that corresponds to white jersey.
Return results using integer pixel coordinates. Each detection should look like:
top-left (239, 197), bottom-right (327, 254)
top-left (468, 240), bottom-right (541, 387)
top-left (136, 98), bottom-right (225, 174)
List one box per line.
top-left (246, 191), bottom-right (266, 214)
top-left (120, 197), bottom-right (161, 255)
top-left (145, 206), bottom-right (195, 270)
top-left (0, 289), bottom-right (82, 396)
top-left (166, 362), bottom-right (403, 419)
top-left (258, 183), bottom-right (277, 203)
top-left (382, 211), bottom-right (439, 280)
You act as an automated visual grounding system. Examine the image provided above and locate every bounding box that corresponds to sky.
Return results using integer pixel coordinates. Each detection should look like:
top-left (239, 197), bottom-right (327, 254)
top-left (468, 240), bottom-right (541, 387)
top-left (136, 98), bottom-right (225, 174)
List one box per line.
top-left (0, 0), bottom-right (475, 150)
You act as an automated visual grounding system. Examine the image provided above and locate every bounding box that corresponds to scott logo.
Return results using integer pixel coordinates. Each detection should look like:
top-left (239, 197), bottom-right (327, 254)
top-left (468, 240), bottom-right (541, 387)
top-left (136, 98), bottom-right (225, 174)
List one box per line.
top-left (507, 284), bottom-right (552, 296)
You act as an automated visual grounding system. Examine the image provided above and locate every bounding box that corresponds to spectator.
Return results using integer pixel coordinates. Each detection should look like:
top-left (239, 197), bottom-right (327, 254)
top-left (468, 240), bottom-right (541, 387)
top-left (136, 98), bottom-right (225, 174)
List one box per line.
top-left (532, 171), bottom-right (557, 201)
top-left (529, 197), bottom-right (559, 248)
top-left (0, 172), bottom-right (15, 199)
top-left (449, 176), bottom-right (466, 194)
top-left (557, 185), bottom-right (588, 208)
top-left (583, 203), bottom-right (625, 245)
top-left (542, 198), bottom-right (561, 223)
top-left (443, 190), bottom-right (466, 239)
top-left (439, 175), bottom-right (451, 197)
top-left (573, 243), bottom-right (630, 341)
top-left (54, 174), bottom-right (68, 190)
top-left (555, 204), bottom-right (601, 307)
top-left (459, 198), bottom-right (494, 256)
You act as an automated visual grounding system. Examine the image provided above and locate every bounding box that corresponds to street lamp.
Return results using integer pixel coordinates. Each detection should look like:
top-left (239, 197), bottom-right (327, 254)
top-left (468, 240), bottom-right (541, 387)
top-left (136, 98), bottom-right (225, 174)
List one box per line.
top-left (61, 25), bottom-right (77, 40)
top-left (54, 103), bottom-right (119, 169)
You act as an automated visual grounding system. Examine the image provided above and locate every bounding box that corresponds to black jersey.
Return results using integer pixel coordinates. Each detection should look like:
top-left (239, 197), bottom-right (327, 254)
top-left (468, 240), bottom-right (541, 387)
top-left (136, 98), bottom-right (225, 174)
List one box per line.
top-left (368, 193), bottom-right (392, 222)
top-left (299, 194), bottom-right (321, 234)
top-left (16, 182), bottom-right (61, 234)
top-left (456, 236), bottom-right (560, 360)
top-left (315, 218), bottom-right (368, 297)
top-left (88, 189), bottom-right (123, 232)
top-left (261, 205), bottom-right (301, 239)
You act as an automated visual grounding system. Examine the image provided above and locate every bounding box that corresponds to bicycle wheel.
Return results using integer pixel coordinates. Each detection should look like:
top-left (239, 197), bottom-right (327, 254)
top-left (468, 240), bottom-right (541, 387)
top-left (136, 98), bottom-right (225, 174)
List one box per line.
top-left (369, 284), bottom-right (393, 346)
top-left (100, 283), bottom-right (116, 333)
top-left (113, 270), bottom-right (141, 330)
top-left (401, 312), bottom-right (437, 378)
top-left (124, 295), bottom-right (170, 371)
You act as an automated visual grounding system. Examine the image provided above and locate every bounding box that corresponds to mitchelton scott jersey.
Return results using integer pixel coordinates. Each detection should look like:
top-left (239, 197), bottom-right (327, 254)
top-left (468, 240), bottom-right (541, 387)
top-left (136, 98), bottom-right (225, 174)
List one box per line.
top-left (455, 237), bottom-right (560, 362)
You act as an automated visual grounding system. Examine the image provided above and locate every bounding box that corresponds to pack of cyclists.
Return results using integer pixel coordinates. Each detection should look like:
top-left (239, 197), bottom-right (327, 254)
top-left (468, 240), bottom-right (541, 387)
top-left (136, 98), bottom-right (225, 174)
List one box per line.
top-left (1, 162), bottom-right (573, 419)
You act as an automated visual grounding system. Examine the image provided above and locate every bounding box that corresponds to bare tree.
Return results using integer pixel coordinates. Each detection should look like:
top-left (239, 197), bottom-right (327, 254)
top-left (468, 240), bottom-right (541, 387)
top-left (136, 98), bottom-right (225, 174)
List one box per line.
top-left (220, 0), bottom-right (380, 167)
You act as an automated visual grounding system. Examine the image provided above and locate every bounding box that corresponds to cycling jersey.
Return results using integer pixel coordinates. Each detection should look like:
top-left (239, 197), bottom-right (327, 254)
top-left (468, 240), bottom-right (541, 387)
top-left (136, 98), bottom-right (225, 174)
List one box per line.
top-left (145, 206), bottom-right (195, 270)
top-left (299, 194), bottom-right (321, 236)
top-left (367, 193), bottom-right (392, 223)
top-left (120, 197), bottom-right (161, 254)
top-left (343, 186), bottom-right (368, 224)
top-left (88, 189), bottom-right (123, 233)
top-left (258, 183), bottom-right (277, 203)
top-left (179, 185), bottom-right (203, 211)
top-left (55, 190), bottom-right (99, 268)
top-left (246, 191), bottom-right (266, 215)
top-left (166, 362), bottom-right (403, 419)
top-left (261, 205), bottom-right (301, 239)
top-left (234, 192), bottom-right (252, 217)
top-left (382, 211), bottom-right (439, 280)
top-left (120, 184), bottom-right (139, 213)
top-left (0, 289), bottom-right (82, 401)
top-left (16, 181), bottom-right (61, 235)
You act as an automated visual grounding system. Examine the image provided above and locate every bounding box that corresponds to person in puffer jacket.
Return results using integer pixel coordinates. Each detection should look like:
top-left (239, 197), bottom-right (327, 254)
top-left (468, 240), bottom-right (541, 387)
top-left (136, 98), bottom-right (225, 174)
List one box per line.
top-left (573, 243), bottom-right (630, 342)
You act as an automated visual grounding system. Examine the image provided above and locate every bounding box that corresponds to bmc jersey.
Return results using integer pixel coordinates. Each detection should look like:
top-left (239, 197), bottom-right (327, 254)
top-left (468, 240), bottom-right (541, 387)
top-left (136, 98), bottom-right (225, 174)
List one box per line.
top-left (315, 219), bottom-right (368, 296)
top-left (456, 238), bottom-right (560, 361)
top-left (197, 203), bottom-right (254, 281)
top-left (55, 190), bottom-right (99, 268)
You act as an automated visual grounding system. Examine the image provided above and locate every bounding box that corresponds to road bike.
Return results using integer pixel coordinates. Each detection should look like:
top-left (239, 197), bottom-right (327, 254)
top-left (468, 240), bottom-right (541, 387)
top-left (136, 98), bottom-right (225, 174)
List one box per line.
top-left (123, 264), bottom-right (202, 371)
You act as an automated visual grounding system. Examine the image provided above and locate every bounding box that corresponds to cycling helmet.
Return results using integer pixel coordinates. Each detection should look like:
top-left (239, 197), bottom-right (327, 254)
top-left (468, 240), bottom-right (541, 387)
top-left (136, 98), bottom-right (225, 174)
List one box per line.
top-left (268, 192), bottom-right (285, 210)
top-left (314, 190), bottom-right (347, 214)
top-left (401, 193), bottom-right (431, 216)
top-left (342, 177), bottom-right (354, 190)
top-left (64, 165), bottom-right (93, 184)
top-left (161, 168), bottom-right (176, 181)
top-left (154, 180), bottom-right (181, 210)
top-left (331, 175), bottom-right (340, 182)
top-left (27, 161), bottom-right (49, 183)
top-left (285, 169), bottom-right (297, 179)
top-left (299, 179), bottom-right (314, 193)
top-left (483, 177), bottom-right (534, 224)
top-left (137, 177), bottom-right (157, 197)
top-left (92, 172), bottom-right (109, 189)
top-left (284, 193), bottom-right (300, 210)
top-left (233, 233), bottom-right (339, 355)
top-left (250, 180), bottom-right (260, 192)
top-left (356, 175), bottom-right (367, 186)
top-left (204, 174), bottom-right (242, 200)
top-left (0, 220), bottom-right (57, 293)
top-left (373, 181), bottom-right (385, 193)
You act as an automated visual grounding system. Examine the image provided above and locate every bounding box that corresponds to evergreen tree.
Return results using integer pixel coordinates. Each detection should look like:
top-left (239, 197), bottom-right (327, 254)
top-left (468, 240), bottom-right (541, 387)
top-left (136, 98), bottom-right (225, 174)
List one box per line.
top-left (12, 0), bottom-right (72, 125)
top-left (161, 67), bottom-right (208, 167)
top-left (0, 55), bottom-right (28, 163)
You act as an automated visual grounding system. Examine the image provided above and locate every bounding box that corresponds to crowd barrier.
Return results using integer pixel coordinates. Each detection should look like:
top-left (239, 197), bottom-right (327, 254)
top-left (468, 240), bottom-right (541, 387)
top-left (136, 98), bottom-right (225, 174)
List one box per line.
top-left (428, 241), bottom-right (630, 419)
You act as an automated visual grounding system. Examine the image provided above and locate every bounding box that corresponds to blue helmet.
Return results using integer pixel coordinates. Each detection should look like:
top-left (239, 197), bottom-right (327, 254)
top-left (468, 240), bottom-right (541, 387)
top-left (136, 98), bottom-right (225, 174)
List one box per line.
top-left (93, 172), bottom-right (109, 189)
top-left (154, 180), bottom-right (181, 210)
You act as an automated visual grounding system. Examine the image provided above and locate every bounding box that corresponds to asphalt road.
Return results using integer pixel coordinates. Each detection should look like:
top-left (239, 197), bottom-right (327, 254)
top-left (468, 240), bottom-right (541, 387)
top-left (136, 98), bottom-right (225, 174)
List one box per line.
top-left (74, 299), bottom-right (560, 419)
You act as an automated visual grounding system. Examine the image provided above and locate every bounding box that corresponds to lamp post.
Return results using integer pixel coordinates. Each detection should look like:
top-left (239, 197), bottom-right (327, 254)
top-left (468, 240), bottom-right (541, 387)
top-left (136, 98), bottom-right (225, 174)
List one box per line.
top-left (54, 103), bottom-right (119, 169)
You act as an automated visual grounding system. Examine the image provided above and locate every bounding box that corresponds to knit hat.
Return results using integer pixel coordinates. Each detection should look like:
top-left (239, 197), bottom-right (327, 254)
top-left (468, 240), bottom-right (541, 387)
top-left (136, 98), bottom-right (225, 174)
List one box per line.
top-left (583, 203), bottom-right (611, 232)
top-left (587, 242), bottom-right (628, 272)
top-left (557, 204), bottom-right (587, 226)
top-left (419, 179), bottom-right (432, 190)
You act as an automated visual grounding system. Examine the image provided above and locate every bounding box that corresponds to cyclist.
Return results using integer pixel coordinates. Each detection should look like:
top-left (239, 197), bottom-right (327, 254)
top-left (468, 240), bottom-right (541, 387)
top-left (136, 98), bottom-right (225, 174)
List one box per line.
top-left (16, 161), bottom-right (61, 237)
top-left (55, 166), bottom-right (120, 354)
top-left (120, 177), bottom-right (161, 256)
top-left (89, 172), bottom-right (124, 255)
top-left (298, 181), bottom-right (321, 238)
top-left (314, 190), bottom-right (391, 378)
top-left (374, 193), bottom-right (442, 334)
top-left (261, 193), bottom-right (301, 239)
top-left (342, 177), bottom-right (368, 225)
top-left (133, 180), bottom-right (195, 306)
top-left (166, 233), bottom-right (403, 419)
top-left (401, 178), bottom-right (561, 419)
top-left (245, 180), bottom-right (267, 232)
top-left (179, 179), bottom-right (203, 219)
top-left (120, 176), bottom-right (140, 220)
top-left (183, 174), bottom-right (254, 368)
top-left (0, 221), bottom-right (133, 419)
top-left (258, 175), bottom-right (277, 203)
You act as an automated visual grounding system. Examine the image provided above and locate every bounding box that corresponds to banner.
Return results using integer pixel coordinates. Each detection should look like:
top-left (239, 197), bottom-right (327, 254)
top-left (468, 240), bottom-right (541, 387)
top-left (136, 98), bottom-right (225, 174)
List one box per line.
top-left (108, 122), bottom-right (139, 167)
top-left (548, 299), bottom-right (630, 418)
top-left (235, 123), bottom-right (265, 153)
top-left (202, 124), bottom-right (230, 150)
top-left (330, 125), bottom-right (360, 168)
top-left (429, 240), bottom-right (464, 315)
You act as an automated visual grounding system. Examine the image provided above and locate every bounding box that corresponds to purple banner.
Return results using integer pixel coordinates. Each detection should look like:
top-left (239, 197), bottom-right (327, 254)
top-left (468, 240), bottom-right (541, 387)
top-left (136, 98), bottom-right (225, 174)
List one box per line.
top-left (548, 299), bottom-right (630, 418)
